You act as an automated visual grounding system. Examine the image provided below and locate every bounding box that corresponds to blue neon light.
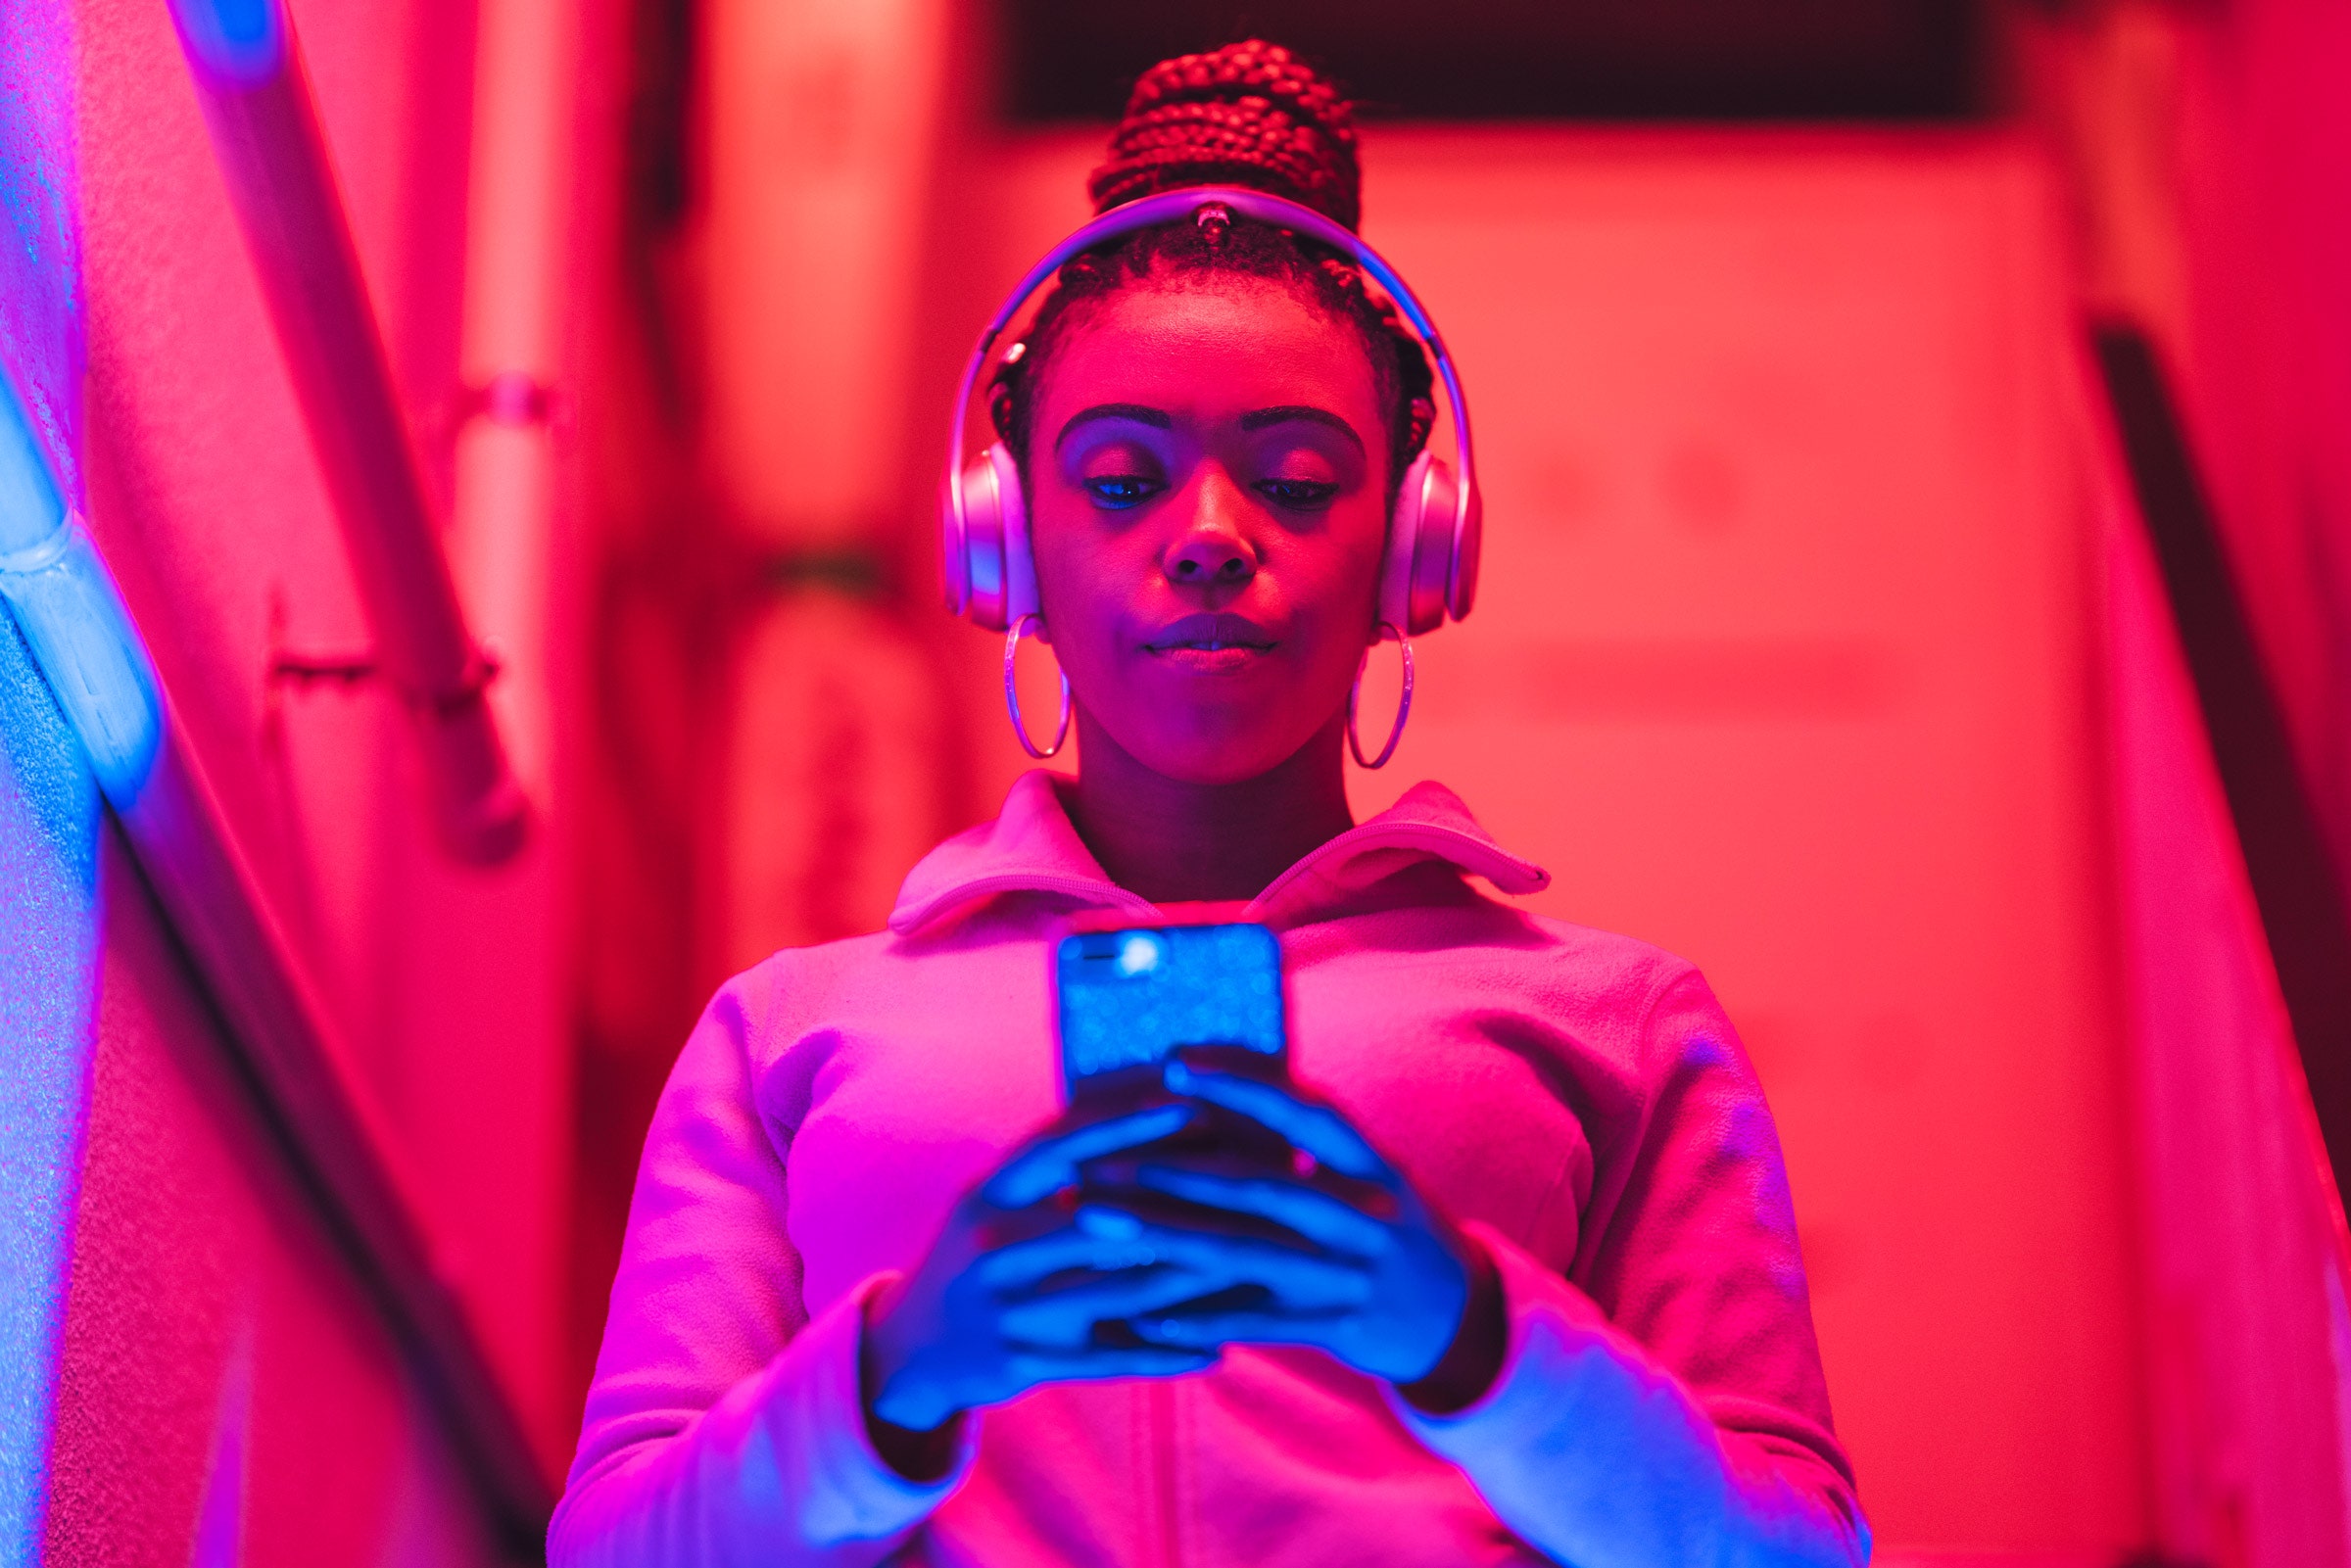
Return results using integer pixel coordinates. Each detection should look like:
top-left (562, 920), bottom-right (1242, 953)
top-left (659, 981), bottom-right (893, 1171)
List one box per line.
top-left (0, 375), bottom-right (162, 806)
top-left (166, 0), bottom-right (286, 88)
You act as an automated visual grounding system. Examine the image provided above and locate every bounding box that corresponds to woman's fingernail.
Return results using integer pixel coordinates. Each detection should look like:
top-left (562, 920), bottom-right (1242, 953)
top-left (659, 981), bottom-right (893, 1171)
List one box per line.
top-left (1164, 1060), bottom-right (1195, 1091)
top-left (1076, 1207), bottom-right (1144, 1240)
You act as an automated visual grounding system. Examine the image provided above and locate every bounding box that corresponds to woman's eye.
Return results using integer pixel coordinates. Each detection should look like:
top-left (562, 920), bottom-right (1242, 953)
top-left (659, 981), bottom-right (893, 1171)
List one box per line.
top-left (1081, 474), bottom-right (1163, 509)
top-left (1253, 478), bottom-right (1340, 509)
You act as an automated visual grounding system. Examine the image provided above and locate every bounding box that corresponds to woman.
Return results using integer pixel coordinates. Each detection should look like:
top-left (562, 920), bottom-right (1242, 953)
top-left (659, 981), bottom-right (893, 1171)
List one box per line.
top-left (553, 41), bottom-right (1868, 1568)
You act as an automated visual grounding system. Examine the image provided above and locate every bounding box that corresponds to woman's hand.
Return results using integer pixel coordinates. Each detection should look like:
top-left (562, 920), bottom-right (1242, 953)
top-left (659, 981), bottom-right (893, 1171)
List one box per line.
top-left (860, 1101), bottom-right (1233, 1458)
top-left (1100, 1057), bottom-right (1505, 1399)
top-left (861, 1062), bottom-right (1508, 1480)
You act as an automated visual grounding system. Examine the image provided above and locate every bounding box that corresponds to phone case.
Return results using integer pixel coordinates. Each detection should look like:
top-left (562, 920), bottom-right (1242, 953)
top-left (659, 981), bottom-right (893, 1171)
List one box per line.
top-left (1054, 922), bottom-right (1285, 1094)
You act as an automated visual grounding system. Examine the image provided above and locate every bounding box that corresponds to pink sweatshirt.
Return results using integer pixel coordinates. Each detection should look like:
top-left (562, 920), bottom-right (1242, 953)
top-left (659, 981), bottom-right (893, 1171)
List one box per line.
top-left (552, 773), bottom-right (1869, 1567)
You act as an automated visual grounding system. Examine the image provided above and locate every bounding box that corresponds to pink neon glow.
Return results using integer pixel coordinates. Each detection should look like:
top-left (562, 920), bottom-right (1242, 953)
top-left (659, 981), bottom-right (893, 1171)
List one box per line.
top-left (14, 1), bottom-right (2349, 1565)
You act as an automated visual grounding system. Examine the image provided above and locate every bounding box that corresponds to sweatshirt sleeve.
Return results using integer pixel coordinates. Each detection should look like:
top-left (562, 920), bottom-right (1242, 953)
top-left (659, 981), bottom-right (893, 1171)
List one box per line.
top-left (548, 967), bottom-right (978, 1567)
top-left (1386, 966), bottom-right (1869, 1568)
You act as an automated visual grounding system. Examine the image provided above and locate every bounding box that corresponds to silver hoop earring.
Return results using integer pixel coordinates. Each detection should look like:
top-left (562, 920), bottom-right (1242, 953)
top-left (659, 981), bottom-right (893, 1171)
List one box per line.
top-left (1347, 623), bottom-right (1414, 770)
top-left (1004, 612), bottom-right (1072, 759)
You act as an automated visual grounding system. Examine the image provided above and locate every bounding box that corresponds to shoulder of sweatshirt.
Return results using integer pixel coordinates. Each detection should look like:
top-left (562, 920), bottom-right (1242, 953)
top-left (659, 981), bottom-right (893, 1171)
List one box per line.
top-left (687, 877), bottom-right (1751, 1121)
top-left (1281, 872), bottom-right (1732, 1079)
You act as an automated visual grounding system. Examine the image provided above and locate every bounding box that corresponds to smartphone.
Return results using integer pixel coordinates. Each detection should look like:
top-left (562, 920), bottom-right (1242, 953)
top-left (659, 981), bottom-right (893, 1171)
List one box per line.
top-left (1053, 921), bottom-right (1286, 1099)
top-left (1053, 921), bottom-right (1293, 1345)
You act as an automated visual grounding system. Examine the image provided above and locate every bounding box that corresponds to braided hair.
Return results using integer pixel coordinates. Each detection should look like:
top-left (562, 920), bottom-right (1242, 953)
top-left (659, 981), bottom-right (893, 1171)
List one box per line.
top-left (992, 41), bottom-right (1438, 498)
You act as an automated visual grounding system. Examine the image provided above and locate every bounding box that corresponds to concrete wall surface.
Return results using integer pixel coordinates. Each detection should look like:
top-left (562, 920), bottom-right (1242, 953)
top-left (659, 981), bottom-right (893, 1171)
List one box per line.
top-left (42, 837), bottom-right (518, 1568)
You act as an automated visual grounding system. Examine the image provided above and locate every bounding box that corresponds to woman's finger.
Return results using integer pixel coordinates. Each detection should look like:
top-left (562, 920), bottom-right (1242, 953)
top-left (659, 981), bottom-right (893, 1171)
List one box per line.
top-left (1002, 1346), bottom-right (1219, 1388)
top-left (973, 1199), bottom-right (1316, 1296)
top-left (995, 1265), bottom-right (1235, 1344)
top-left (1127, 1164), bottom-right (1391, 1255)
top-left (972, 1215), bottom-right (1178, 1291)
top-left (1053, 1214), bottom-right (1372, 1309)
top-left (1162, 1060), bottom-right (1391, 1182)
top-left (984, 1103), bottom-right (1194, 1208)
top-left (1127, 1308), bottom-right (1350, 1352)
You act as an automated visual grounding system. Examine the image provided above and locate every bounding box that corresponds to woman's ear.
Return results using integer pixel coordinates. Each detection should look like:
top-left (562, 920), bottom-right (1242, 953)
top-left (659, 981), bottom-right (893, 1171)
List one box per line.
top-left (987, 377), bottom-right (1020, 446)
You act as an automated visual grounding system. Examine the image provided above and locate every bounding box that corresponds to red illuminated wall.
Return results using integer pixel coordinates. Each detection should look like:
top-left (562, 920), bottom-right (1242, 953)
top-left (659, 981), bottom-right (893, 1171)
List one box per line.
top-left (43, 847), bottom-right (514, 1566)
top-left (1365, 131), bottom-right (2138, 1552)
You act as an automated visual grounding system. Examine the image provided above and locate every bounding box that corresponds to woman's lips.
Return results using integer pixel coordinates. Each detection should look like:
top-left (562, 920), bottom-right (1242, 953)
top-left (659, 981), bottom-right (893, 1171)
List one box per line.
top-left (1142, 611), bottom-right (1278, 656)
top-left (1153, 644), bottom-right (1271, 674)
top-left (1142, 612), bottom-right (1277, 674)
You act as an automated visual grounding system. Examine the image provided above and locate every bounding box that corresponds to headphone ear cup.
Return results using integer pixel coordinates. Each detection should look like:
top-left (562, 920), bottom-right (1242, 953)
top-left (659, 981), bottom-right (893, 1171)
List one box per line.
top-left (1448, 471), bottom-right (1482, 622)
top-left (1378, 451), bottom-right (1431, 633)
top-left (939, 459), bottom-right (974, 616)
top-left (951, 444), bottom-right (1031, 632)
top-left (1386, 452), bottom-right (1463, 637)
top-left (996, 444), bottom-right (1039, 628)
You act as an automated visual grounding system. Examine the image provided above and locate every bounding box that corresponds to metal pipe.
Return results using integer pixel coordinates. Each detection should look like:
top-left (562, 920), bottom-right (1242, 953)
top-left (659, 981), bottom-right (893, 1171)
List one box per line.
top-left (0, 368), bottom-right (554, 1549)
top-left (167, 0), bottom-right (529, 864)
top-left (447, 0), bottom-right (579, 807)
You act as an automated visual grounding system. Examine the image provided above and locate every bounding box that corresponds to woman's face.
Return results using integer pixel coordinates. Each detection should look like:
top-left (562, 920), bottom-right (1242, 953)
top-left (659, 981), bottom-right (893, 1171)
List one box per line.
top-left (1027, 279), bottom-right (1391, 785)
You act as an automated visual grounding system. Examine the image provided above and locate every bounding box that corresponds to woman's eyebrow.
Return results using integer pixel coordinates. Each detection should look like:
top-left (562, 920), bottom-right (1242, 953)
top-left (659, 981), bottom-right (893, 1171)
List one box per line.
top-left (1240, 405), bottom-right (1366, 455)
top-left (1054, 403), bottom-right (1172, 451)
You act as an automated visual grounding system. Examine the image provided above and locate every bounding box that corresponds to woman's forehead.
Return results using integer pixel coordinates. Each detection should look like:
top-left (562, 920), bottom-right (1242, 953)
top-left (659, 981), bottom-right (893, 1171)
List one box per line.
top-left (1038, 280), bottom-right (1382, 416)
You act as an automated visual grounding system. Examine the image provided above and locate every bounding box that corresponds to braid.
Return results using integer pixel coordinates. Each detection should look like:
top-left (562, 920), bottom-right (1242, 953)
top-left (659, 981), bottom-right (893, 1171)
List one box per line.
top-left (996, 41), bottom-right (1435, 497)
top-left (1088, 40), bottom-right (1362, 230)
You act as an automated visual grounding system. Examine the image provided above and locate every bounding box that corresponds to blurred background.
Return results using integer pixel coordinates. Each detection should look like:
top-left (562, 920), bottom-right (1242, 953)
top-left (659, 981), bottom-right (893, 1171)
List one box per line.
top-left (2, 0), bottom-right (2349, 1564)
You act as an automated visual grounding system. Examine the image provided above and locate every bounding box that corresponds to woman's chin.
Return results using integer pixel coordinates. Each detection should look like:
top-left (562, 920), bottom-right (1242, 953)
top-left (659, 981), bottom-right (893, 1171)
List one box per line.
top-left (1110, 719), bottom-right (1328, 787)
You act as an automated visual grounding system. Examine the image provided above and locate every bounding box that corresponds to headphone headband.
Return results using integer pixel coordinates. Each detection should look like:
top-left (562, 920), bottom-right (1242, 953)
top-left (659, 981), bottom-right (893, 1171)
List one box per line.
top-left (944, 185), bottom-right (1478, 613)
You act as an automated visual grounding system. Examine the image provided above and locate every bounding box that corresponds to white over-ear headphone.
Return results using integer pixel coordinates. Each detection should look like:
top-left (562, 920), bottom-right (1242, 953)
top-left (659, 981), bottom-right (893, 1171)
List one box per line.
top-left (940, 185), bottom-right (1481, 641)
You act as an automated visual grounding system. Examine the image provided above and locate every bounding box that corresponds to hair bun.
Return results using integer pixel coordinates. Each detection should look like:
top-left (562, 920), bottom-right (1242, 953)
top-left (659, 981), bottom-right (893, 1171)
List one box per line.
top-left (1087, 40), bottom-right (1363, 232)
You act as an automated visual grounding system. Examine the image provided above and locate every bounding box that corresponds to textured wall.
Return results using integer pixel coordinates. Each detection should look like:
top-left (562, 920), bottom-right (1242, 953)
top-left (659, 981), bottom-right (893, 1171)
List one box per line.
top-left (0, 620), bottom-right (97, 1565)
top-left (0, 0), bottom-right (99, 1556)
top-left (42, 839), bottom-right (516, 1568)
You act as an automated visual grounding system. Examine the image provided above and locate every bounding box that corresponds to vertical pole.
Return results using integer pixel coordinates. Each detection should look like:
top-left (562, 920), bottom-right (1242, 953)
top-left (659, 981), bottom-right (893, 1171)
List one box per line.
top-left (447, 0), bottom-right (578, 808)
top-left (167, 0), bottom-right (531, 864)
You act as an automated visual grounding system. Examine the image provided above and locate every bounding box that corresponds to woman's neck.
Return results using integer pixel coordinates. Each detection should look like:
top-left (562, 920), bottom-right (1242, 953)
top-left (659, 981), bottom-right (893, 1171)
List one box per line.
top-left (1068, 711), bottom-right (1356, 905)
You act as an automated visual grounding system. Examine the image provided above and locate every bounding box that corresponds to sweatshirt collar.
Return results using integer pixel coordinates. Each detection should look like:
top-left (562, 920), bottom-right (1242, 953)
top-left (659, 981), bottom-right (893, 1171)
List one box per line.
top-left (887, 770), bottom-right (1550, 937)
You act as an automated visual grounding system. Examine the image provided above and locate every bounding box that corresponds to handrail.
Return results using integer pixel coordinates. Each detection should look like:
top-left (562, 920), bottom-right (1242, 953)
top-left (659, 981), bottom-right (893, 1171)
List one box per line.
top-left (0, 370), bottom-right (555, 1552)
top-left (2088, 318), bottom-right (2351, 1211)
top-left (166, 0), bottom-right (529, 865)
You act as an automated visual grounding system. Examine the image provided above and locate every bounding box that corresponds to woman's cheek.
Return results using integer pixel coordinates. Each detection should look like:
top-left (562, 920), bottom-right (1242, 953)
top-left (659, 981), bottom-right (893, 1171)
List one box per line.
top-left (1033, 524), bottom-right (1125, 691)
top-left (1029, 499), bottom-right (1092, 637)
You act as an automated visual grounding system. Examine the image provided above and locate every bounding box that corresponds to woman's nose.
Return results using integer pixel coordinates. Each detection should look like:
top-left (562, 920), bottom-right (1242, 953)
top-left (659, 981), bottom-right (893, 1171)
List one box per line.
top-left (1163, 486), bottom-right (1259, 589)
top-left (1165, 532), bottom-right (1255, 587)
